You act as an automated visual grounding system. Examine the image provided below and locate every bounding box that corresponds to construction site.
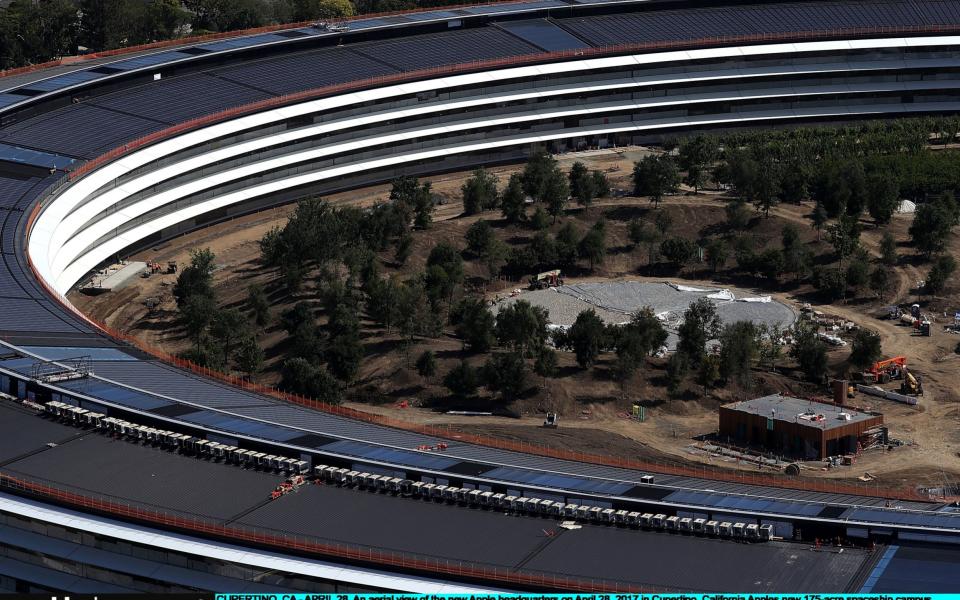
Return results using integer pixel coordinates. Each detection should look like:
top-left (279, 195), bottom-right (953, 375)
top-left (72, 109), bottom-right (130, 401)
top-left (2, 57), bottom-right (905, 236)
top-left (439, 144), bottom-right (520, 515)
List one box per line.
top-left (66, 144), bottom-right (960, 497)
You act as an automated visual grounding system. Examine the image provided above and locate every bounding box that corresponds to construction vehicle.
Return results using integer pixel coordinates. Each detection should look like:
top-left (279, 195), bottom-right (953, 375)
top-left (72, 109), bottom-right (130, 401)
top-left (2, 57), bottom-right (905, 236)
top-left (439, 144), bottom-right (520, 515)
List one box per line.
top-left (543, 413), bottom-right (558, 428)
top-left (529, 269), bottom-right (563, 290)
top-left (901, 370), bottom-right (923, 396)
top-left (869, 356), bottom-right (906, 383)
top-left (166, 261), bottom-right (178, 274)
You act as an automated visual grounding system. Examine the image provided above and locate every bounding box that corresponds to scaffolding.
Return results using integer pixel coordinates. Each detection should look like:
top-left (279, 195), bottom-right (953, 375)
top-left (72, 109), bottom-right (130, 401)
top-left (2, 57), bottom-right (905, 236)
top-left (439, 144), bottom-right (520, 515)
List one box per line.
top-left (31, 356), bottom-right (92, 383)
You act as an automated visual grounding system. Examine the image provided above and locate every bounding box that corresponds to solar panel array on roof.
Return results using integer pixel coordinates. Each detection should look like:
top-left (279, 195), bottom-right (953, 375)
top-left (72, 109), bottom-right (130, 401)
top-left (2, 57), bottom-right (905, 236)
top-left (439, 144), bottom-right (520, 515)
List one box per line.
top-left (20, 71), bottom-right (102, 93)
top-left (58, 378), bottom-right (173, 411)
top-left (352, 28), bottom-right (543, 71)
top-left (0, 144), bottom-right (76, 170)
top-left (0, 298), bottom-right (85, 332)
top-left (0, 176), bottom-right (43, 210)
top-left (0, 104), bottom-right (166, 159)
top-left (20, 346), bottom-right (137, 361)
top-left (0, 257), bottom-right (30, 299)
top-left (322, 439), bottom-right (461, 470)
top-left (462, 1), bottom-right (565, 14)
top-left (482, 466), bottom-right (634, 495)
top-left (213, 47), bottom-right (398, 96)
top-left (666, 490), bottom-right (829, 516)
top-left (848, 507), bottom-right (960, 530)
top-left (497, 19), bottom-right (592, 51)
top-left (179, 410), bottom-right (304, 442)
top-left (88, 73), bottom-right (273, 124)
top-left (556, 0), bottom-right (960, 47)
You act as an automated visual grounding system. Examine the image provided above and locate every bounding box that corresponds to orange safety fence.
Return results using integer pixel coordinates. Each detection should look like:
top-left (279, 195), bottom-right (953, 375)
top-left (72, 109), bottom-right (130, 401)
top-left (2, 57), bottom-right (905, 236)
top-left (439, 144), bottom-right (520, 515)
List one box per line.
top-left (64, 23), bottom-right (960, 182)
top-left (0, 0), bottom-right (552, 82)
top-left (0, 470), bottom-right (656, 592)
top-left (20, 26), bottom-right (948, 503)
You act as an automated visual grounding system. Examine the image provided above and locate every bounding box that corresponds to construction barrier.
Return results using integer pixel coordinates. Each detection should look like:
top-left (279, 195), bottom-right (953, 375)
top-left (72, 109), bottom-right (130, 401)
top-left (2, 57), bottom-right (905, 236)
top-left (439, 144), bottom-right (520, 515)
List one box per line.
top-left (20, 26), bottom-right (949, 504)
top-left (0, 471), bottom-right (657, 592)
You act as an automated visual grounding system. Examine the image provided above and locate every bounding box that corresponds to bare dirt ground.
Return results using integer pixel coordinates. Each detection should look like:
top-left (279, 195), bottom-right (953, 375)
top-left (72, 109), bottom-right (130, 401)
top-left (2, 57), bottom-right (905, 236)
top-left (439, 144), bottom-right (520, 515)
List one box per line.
top-left (68, 146), bottom-right (960, 490)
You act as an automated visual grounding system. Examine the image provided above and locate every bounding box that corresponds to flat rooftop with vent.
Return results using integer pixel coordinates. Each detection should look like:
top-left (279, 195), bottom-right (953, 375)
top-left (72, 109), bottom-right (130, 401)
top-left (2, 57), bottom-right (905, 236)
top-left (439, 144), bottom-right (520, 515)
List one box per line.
top-left (719, 394), bottom-right (885, 460)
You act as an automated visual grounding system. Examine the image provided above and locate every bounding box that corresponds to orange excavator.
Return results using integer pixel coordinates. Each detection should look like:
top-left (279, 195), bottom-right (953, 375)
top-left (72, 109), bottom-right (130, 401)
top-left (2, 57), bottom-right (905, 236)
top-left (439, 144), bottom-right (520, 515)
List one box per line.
top-left (869, 356), bottom-right (906, 383)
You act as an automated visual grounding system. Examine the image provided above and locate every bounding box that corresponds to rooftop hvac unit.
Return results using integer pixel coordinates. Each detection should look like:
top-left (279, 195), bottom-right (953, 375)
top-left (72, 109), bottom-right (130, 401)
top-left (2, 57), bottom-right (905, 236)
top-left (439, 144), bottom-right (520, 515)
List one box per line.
top-left (504, 495), bottom-right (518, 509)
top-left (492, 493), bottom-right (506, 507)
top-left (614, 509), bottom-right (629, 524)
top-left (678, 517), bottom-right (692, 531)
top-left (344, 471), bottom-right (360, 485)
top-left (388, 477), bottom-right (402, 492)
top-left (692, 518), bottom-right (706, 532)
top-left (410, 481), bottom-right (425, 496)
top-left (651, 514), bottom-right (665, 527)
top-left (258, 454), bottom-right (274, 468)
top-left (626, 511), bottom-right (641, 526)
top-left (269, 456), bottom-right (283, 470)
top-left (640, 475), bottom-right (655, 484)
top-left (398, 480), bottom-right (413, 495)
top-left (745, 524), bottom-right (760, 538)
top-left (467, 489), bottom-right (482, 505)
top-left (480, 491), bottom-right (494, 506)
top-left (759, 524), bottom-right (774, 540)
top-left (549, 502), bottom-right (564, 516)
top-left (432, 484), bottom-right (447, 498)
top-left (601, 508), bottom-right (616, 522)
top-left (455, 488), bottom-right (468, 502)
top-left (422, 483), bottom-right (436, 498)
top-left (564, 504), bottom-right (579, 517)
top-left (294, 460), bottom-right (309, 474)
top-left (719, 522), bottom-right (733, 536)
top-left (641, 513), bottom-right (654, 527)
top-left (335, 468), bottom-right (349, 482)
top-left (577, 505), bottom-right (592, 519)
top-left (589, 506), bottom-right (604, 521)
top-left (442, 486), bottom-right (459, 500)
top-left (705, 520), bottom-right (719, 535)
top-left (732, 522), bottom-right (746, 537)
top-left (376, 476), bottom-right (390, 491)
top-left (360, 473), bottom-right (376, 489)
top-left (665, 516), bottom-right (680, 530)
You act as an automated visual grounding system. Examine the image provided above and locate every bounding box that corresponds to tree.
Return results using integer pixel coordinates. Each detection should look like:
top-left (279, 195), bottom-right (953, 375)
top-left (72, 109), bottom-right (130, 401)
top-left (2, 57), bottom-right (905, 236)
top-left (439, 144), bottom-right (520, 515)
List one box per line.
top-left (696, 354), bottom-right (721, 395)
top-left (281, 358), bottom-right (342, 404)
top-left (790, 322), bottom-right (828, 383)
top-left (880, 232), bottom-right (898, 266)
top-left (566, 309), bottom-right (607, 368)
top-left (494, 299), bottom-right (549, 355)
top-left (443, 361), bottom-right (478, 398)
top-left (522, 150), bottom-right (560, 202)
top-left (246, 284), bottom-right (271, 328)
top-left (173, 247), bottom-right (216, 306)
top-left (390, 177), bottom-right (434, 229)
top-left (592, 170), bottom-right (610, 199)
top-left (910, 200), bottom-right (953, 257)
top-left (500, 173), bottom-right (527, 223)
top-left (415, 350), bottom-right (437, 378)
top-left (659, 236), bottom-right (696, 268)
top-left (529, 206), bottom-right (550, 230)
top-left (654, 210), bottom-right (673, 237)
top-left (180, 293), bottom-right (217, 351)
top-left (465, 220), bottom-right (495, 257)
top-left (554, 222), bottom-right (580, 269)
top-left (925, 254), bottom-right (957, 296)
top-left (718, 321), bottom-right (758, 388)
top-left (705, 238), bottom-right (729, 273)
top-left (544, 173), bottom-right (570, 224)
top-left (578, 224), bottom-right (606, 271)
top-left (453, 296), bottom-right (496, 352)
top-left (614, 308), bottom-right (668, 384)
top-left (849, 330), bottom-right (882, 371)
top-left (533, 347), bottom-right (558, 388)
top-left (753, 159), bottom-right (781, 217)
top-left (827, 212), bottom-right (860, 270)
top-left (866, 172), bottom-right (900, 225)
top-left (756, 323), bottom-right (784, 372)
top-left (869, 265), bottom-right (890, 300)
top-left (425, 241), bottom-right (464, 305)
top-left (210, 308), bottom-right (247, 366)
top-left (462, 168), bottom-right (499, 215)
top-left (677, 298), bottom-right (722, 368)
top-left (569, 161), bottom-right (596, 212)
top-left (666, 351), bottom-right (689, 397)
top-left (235, 335), bottom-right (265, 379)
top-left (481, 352), bottom-right (527, 400)
top-left (633, 154), bottom-right (680, 208)
top-left (325, 303), bottom-right (362, 382)
top-left (678, 134), bottom-right (717, 193)
top-left (725, 200), bottom-right (752, 234)
top-left (290, 0), bottom-right (356, 20)
top-left (845, 256), bottom-right (870, 296)
top-left (811, 202), bottom-right (828, 241)
top-left (812, 266), bottom-right (847, 302)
